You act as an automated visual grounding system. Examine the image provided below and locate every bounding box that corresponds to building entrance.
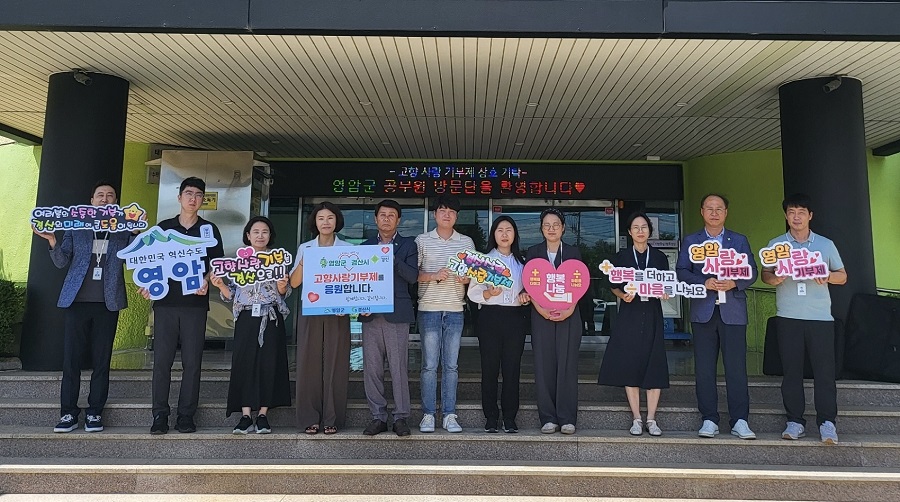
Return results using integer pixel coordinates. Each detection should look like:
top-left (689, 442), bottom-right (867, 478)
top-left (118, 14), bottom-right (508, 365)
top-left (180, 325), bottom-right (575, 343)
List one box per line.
top-left (293, 196), bottom-right (624, 344)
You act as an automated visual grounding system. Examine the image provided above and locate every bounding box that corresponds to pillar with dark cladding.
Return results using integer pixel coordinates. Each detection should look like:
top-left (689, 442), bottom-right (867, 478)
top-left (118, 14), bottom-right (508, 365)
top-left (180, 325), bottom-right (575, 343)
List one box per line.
top-left (779, 76), bottom-right (876, 324)
top-left (20, 72), bottom-right (129, 370)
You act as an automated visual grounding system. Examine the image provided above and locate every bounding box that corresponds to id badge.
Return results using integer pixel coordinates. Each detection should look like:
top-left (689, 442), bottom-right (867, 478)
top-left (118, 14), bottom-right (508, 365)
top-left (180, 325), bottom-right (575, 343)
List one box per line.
top-left (640, 295), bottom-right (649, 302)
top-left (252, 304), bottom-right (262, 317)
top-left (92, 267), bottom-right (103, 281)
top-left (503, 290), bottom-right (513, 304)
top-left (797, 282), bottom-right (807, 296)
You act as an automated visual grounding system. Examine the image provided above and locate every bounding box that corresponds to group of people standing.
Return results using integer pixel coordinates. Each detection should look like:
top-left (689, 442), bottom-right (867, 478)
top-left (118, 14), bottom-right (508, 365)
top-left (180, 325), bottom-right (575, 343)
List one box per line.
top-left (38, 179), bottom-right (846, 445)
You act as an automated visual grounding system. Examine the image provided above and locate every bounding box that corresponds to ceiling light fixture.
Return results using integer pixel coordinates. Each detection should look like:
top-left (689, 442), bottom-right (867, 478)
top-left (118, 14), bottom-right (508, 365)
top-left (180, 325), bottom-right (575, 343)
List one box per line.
top-left (514, 142), bottom-right (525, 146)
top-left (526, 102), bottom-right (539, 107)
top-left (646, 155), bottom-right (661, 161)
top-left (632, 143), bottom-right (643, 148)
top-left (675, 102), bottom-right (689, 107)
top-left (359, 101), bottom-right (372, 106)
top-left (270, 139), bottom-right (281, 144)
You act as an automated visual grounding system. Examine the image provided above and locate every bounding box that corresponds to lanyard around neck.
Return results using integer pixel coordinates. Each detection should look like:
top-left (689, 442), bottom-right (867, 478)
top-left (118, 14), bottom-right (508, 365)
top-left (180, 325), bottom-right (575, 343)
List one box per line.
top-left (633, 246), bottom-right (648, 270)
top-left (93, 231), bottom-right (109, 268)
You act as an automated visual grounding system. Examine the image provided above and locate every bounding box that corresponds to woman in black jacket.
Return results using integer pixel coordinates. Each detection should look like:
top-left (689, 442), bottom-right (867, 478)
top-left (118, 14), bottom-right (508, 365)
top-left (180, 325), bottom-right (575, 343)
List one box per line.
top-left (525, 208), bottom-right (583, 435)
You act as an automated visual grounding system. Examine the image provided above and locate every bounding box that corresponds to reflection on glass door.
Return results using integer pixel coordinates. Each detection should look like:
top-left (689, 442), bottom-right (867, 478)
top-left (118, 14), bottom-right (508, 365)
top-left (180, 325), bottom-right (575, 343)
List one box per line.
top-left (491, 200), bottom-right (618, 337)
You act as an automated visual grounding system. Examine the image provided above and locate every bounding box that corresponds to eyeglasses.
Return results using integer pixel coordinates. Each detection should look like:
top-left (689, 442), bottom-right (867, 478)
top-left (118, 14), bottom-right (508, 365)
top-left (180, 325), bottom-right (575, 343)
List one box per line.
top-left (630, 225), bottom-right (649, 232)
top-left (703, 207), bottom-right (725, 214)
top-left (182, 191), bottom-right (204, 199)
top-left (542, 223), bottom-right (562, 230)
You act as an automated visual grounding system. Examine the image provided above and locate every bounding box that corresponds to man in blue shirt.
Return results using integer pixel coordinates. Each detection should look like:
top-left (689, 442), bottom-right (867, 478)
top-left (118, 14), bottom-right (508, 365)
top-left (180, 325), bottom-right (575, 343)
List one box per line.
top-left (762, 193), bottom-right (847, 445)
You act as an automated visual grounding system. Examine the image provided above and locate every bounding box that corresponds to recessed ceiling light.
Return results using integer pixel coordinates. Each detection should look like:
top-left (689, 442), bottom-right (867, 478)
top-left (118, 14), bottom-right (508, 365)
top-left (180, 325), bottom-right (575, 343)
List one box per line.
top-left (646, 155), bottom-right (661, 161)
top-left (381, 141), bottom-right (391, 145)
top-left (675, 102), bottom-right (689, 107)
top-left (514, 142), bottom-right (525, 146)
top-left (222, 99), bottom-right (235, 105)
top-left (359, 101), bottom-right (372, 106)
top-left (632, 143), bottom-right (643, 148)
top-left (270, 139), bottom-right (281, 144)
top-left (525, 102), bottom-right (539, 107)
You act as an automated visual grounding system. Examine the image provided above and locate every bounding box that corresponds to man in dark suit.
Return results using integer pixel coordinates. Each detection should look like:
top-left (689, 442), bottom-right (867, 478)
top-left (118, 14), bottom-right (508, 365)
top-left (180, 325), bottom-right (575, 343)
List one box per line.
top-left (677, 193), bottom-right (758, 440)
top-left (360, 199), bottom-right (419, 436)
top-left (33, 181), bottom-right (136, 434)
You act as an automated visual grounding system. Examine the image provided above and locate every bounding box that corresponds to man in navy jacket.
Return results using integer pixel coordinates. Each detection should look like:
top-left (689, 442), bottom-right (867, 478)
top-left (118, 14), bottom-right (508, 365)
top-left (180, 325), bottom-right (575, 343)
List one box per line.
top-left (360, 200), bottom-right (419, 436)
top-left (34, 181), bottom-right (135, 434)
top-left (677, 193), bottom-right (758, 440)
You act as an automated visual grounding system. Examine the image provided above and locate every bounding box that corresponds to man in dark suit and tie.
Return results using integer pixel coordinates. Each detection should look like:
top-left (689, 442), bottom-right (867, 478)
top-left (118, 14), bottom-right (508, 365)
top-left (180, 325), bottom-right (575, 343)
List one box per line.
top-left (360, 199), bottom-right (419, 437)
top-left (677, 193), bottom-right (758, 440)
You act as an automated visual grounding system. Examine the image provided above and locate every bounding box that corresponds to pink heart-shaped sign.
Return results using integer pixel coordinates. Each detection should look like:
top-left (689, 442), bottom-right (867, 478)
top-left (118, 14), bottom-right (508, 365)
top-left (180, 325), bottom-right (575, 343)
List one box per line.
top-left (522, 258), bottom-right (590, 310)
top-left (307, 292), bottom-right (320, 303)
top-left (237, 246), bottom-right (254, 259)
top-left (381, 246), bottom-right (391, 254)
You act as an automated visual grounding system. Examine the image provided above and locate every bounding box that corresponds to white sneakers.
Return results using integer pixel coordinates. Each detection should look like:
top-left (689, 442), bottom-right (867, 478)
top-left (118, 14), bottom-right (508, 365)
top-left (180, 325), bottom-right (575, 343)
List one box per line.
top-left (730, 419), bottom-right (756, 440)
top-left (782, 421), bottom-right (806, 440)
top-left (442, 414), bottom-right (463, 433)
top-left (419, 414), bottom-right (435, 433)
top-left (541, 422), bottom-right (560, 434)
top-left (560, 424), bottom-right (576, 435)
top-left (698, 419), bottom-right (719, 438)
top-left (420, 413), bottom-right (463, 433)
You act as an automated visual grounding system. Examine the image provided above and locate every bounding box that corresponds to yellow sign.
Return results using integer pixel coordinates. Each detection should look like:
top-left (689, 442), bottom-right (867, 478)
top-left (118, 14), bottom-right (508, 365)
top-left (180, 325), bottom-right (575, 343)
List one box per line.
top-left (201, 192), bottom-right (218, 210)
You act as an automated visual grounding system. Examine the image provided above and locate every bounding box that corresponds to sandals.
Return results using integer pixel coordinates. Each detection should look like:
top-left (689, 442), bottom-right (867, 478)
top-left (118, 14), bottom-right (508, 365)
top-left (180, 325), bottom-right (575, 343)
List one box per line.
top-left (323, 425), bottom-right (338, 435)
top-left (305, 425), bottom-right (320, 435)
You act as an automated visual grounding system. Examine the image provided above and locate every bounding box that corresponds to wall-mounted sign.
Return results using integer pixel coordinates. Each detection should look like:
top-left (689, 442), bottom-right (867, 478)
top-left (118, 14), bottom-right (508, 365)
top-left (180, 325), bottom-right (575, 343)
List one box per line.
top-left (200, 192), bottom-right (218, 210)
top-left (272, 162), bottom-right (683, 200)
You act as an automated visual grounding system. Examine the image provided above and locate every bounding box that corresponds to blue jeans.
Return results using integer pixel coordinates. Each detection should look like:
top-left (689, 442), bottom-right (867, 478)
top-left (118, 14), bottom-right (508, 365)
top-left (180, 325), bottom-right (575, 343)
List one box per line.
top-left (418, 310), bottom-right (464, 415)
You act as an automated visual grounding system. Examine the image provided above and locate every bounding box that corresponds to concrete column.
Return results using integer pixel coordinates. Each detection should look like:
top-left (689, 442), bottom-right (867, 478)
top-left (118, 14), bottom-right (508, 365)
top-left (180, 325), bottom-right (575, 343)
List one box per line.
top-left (779, 76), bottom-right (876, 322)
top-left (20, 71), bottom-right (129, 370)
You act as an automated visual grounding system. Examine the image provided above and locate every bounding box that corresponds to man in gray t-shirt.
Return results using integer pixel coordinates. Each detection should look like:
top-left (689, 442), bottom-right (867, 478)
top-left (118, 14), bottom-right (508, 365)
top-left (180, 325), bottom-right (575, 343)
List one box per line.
top-left (762, 193), bottom-right (847, 445)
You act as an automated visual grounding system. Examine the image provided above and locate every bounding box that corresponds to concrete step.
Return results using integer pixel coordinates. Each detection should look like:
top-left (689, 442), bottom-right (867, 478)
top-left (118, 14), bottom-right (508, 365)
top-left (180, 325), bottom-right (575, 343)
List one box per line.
top-left (1, 458), bottom-right (898, 500)
top-left (3, 371), bottom-right (900, 407)
top-left (3, 398), bottom-right (899, 435)
top-left (2, 426), bottom-right (899, 468)
top-left (0, 496), bottom-right (807, 502)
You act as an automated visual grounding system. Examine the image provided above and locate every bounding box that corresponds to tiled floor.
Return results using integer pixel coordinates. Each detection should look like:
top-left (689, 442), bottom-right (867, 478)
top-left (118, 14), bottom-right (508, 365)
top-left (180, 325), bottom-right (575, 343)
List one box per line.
top-left (110, 339), bottom-right (767, 377)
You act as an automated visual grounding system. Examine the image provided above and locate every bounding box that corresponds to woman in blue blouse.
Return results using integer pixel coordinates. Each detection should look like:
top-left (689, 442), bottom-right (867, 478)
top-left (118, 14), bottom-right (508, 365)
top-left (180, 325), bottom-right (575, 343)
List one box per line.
top-left (211, 216), bottom-right (292, 434)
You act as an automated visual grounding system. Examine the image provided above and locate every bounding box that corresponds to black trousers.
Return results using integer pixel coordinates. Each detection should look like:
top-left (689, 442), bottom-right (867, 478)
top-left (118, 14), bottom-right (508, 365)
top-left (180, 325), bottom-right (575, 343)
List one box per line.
top-left (531, 310), bottom-right (582, 426)
top-left (151, 306), bottom-right (207, 418)
top-left (692, 306), bottom-right (750, 427)
top-left (476, 304), bottom-right (528, 422)
top-left (775, 317), bottom-right (837, 427)
top-left (60, 302), bottom-right (119, 417)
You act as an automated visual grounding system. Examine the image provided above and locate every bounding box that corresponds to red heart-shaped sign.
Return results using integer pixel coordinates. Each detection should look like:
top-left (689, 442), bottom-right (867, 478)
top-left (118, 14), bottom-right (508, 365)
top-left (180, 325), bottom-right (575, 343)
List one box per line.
top-left (307, 292), bottom-right (320, 303)
top-left (522, 258), bottom-right (590, 310)
top-left (574, 182), bottom-right (585, 193)
top-left (457, 252), bottom-right (467, 260)
top-left (381, 246), bottom-right (391, 254)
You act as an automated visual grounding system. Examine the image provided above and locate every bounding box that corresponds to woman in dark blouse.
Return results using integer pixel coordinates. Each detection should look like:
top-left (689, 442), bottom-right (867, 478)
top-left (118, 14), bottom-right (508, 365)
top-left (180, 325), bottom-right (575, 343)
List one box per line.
top-left (597, 212), bottom-right (670, 436)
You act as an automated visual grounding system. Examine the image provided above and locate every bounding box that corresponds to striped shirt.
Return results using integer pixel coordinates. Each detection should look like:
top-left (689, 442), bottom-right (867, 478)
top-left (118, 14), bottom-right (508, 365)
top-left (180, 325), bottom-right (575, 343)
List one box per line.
top-left (415, 229), bottom-right (475, 312)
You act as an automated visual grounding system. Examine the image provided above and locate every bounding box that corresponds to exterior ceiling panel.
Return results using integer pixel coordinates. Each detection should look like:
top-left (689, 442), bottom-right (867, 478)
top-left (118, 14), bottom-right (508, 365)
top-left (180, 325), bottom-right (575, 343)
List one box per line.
top-left (1, 32), bottom-right (899, 161)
